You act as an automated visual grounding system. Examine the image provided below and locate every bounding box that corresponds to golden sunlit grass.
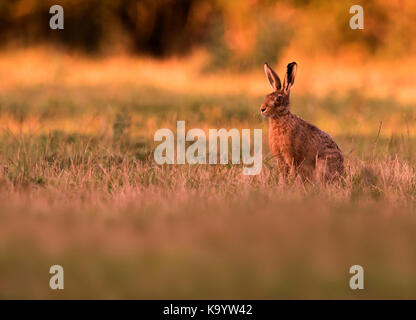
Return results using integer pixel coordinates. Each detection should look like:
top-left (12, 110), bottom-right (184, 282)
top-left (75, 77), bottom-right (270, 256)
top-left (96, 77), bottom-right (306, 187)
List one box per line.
top-left (1, 48), bottom-right (416, 298)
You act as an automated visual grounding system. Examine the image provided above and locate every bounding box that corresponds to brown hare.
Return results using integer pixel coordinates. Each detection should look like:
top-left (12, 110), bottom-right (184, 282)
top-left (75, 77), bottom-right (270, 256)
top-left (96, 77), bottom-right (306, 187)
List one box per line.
top-left (261, 62), bottom-right (344, 181)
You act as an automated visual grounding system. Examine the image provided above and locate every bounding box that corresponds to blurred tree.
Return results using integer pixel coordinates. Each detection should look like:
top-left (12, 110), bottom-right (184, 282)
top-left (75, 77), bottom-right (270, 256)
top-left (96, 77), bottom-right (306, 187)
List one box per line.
top-left (0, 0), bottom-right (414, 63)
top-left (0, 0), bottom-right (216, 55)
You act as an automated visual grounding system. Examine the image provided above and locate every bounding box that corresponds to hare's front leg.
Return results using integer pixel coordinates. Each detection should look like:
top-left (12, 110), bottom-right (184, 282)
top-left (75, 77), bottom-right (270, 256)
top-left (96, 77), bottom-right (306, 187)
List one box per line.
top-left (279, 161), bottom-right (290, 179)
top-left (276, 153), bottom-right (291, 179)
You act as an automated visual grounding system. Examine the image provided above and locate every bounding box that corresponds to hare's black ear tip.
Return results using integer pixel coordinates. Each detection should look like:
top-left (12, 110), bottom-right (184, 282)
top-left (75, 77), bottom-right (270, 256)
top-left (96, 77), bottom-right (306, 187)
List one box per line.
top-left (264, 62), bottom-right (269, 66)
top-left (288, 61), bottom-right (297, 67)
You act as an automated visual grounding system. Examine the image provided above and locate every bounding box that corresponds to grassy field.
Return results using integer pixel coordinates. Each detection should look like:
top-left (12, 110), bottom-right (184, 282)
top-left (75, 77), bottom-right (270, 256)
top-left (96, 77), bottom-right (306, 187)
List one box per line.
top-left (1, 49), bottom-right (416, 299)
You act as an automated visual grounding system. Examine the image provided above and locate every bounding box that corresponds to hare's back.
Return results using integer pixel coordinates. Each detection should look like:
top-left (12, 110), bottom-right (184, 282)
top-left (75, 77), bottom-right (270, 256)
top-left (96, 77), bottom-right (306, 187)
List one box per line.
top-left (297, 117), bottom-right (342, 155)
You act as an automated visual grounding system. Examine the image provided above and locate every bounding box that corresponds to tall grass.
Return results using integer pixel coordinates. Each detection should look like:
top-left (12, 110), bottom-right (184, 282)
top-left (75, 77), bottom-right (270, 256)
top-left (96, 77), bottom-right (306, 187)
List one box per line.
top-left (2, 137), bottom-right (416, 298)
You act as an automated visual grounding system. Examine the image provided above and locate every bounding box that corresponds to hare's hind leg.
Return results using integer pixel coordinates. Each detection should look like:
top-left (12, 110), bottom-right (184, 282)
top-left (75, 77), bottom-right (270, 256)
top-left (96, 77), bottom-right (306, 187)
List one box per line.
top-left (315, 153), bottom-right (344, 182)
top-left (314, 158), bottom-right (329, 182)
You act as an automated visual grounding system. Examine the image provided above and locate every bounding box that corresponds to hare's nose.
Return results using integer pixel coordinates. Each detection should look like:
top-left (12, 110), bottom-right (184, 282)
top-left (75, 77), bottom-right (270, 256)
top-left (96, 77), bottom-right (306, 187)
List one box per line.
top-left (260, 105), bottom-right (267, 112)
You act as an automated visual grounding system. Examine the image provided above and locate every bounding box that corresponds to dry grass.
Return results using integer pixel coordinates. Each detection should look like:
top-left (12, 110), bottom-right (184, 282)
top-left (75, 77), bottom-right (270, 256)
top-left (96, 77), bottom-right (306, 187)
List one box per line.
top-left (1, 48), bottom-right (416, 299)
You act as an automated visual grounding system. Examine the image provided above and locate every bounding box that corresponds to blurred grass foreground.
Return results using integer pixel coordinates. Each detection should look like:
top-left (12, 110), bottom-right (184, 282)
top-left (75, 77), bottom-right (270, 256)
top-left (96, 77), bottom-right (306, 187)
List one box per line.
top-left (1, 0), bottom-right (416, 299)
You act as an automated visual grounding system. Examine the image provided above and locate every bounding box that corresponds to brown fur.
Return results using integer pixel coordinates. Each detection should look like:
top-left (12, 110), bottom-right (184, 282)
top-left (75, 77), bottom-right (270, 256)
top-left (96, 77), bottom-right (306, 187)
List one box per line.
top-left (262, 62), bottom-right (344, 181)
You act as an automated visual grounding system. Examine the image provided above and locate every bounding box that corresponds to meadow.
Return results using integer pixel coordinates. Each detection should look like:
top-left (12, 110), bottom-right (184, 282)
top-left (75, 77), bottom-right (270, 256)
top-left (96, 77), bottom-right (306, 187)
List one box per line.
top-left (1, 48), bottom-right (416, 299)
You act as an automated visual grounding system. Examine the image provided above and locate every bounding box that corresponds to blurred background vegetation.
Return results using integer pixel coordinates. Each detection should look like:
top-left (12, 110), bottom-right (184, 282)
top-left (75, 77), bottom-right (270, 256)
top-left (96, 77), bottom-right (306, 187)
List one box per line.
top-left (0, 0), bottom-right (414, 69)
top-left (2, 0), bottom-right (416, 299)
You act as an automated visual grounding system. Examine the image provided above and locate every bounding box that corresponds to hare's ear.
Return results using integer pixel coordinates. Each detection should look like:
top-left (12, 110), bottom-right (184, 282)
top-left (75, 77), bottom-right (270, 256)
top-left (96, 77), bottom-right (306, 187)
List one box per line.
top-left (264, 63), bottom-right (281, 91)
top-left (283, 62), bottom-right (297, 94)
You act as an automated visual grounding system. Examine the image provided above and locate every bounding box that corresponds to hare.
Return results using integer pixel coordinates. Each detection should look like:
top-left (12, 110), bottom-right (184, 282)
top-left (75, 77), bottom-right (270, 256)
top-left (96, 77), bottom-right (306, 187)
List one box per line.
top-left (261, 62), bottom-right (344, 181)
